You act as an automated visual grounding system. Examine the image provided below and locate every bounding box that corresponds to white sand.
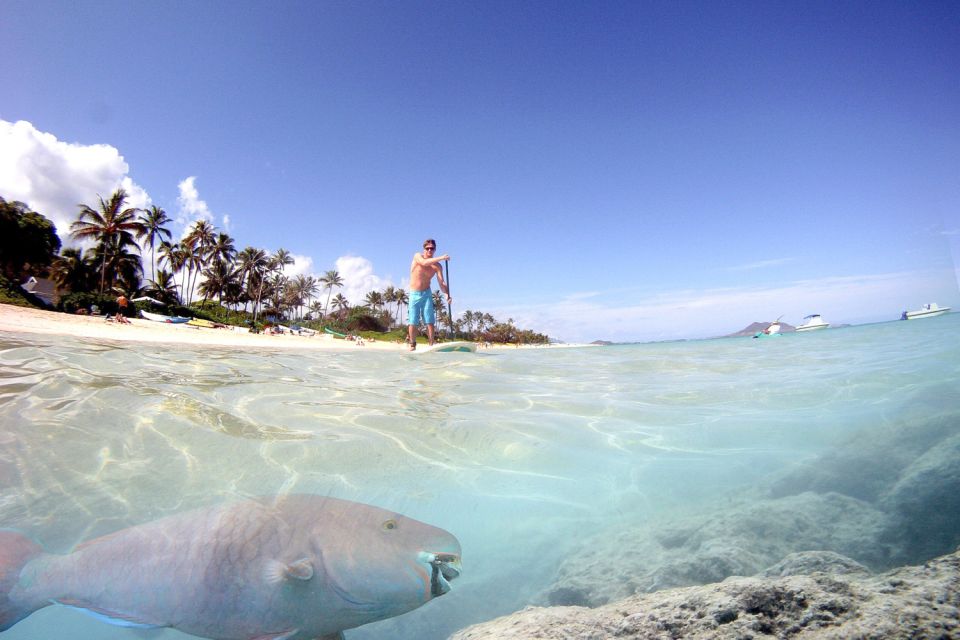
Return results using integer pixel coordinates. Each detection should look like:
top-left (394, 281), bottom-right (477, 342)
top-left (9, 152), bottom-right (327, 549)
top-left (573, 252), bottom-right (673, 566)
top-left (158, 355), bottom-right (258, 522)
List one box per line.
top-left (0, 304), bottom-right (582, 352)
top-left (0, 304), bottom-right (405, 351)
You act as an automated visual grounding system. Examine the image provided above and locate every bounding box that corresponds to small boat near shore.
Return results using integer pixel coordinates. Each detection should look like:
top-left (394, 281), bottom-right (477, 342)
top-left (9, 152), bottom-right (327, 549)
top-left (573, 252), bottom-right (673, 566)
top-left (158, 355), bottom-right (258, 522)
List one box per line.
top-left (901, 303), bottom-right (951, 320)
top-left (796, 314), bottom-right (830, 332)
top-left (753, 319), bottom-right (782, 339)
top-left (140, 310), bottom-right (191, 323)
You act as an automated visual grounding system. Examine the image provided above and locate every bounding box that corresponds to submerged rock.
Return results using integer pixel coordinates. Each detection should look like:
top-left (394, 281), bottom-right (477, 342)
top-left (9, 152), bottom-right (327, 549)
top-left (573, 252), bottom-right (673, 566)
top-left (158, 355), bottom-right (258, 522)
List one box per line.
top-left (541, 491), bottom-right (890, 607)
top-left (759, 551), bottom-right (871, 578)
top-left (879, 432), bottom-right (960, 565)
top-left (768, 413), bottom-right (958, 503)
top-left (450, 547), bottom-right (960, 640)
top-left (541, 411), bottom-right (960, 611)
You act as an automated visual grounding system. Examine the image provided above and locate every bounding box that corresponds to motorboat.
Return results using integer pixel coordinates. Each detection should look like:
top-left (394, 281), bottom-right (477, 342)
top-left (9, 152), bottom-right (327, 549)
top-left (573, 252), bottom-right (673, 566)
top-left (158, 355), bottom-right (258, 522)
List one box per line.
top-left (901, 303), bottom-right (951, 320)
top-left (796, 314), bottom-right (830, 332)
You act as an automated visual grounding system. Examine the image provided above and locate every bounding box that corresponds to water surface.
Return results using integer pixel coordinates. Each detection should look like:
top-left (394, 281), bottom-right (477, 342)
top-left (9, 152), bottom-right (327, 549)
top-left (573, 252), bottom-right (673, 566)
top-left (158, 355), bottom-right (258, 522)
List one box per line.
top-left (2, 314), bottom-right (958, 639)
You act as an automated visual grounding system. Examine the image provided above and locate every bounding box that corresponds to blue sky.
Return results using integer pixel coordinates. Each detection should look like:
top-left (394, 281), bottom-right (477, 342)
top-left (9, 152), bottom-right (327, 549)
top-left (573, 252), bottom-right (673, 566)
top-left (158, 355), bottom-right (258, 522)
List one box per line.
top-left (2, 0), bottom-right (958, 342)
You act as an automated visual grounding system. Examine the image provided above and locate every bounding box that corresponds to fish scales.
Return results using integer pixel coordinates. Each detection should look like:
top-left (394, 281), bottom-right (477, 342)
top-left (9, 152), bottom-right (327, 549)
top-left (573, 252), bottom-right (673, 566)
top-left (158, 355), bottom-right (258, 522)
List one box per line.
top-left (0, 495), bottom-right (461, 640)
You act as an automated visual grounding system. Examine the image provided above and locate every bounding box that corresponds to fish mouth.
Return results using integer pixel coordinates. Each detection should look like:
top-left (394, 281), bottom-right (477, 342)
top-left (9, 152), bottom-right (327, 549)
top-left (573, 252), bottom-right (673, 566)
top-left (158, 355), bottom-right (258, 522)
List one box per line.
top-left (420, 552), bottom-right (462, 597)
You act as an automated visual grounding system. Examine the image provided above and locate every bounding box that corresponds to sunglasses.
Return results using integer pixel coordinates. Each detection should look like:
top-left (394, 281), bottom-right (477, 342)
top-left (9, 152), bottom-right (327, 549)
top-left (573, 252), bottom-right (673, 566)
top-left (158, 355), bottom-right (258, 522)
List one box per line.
top-left (424, 246), bottom-right (436, 251)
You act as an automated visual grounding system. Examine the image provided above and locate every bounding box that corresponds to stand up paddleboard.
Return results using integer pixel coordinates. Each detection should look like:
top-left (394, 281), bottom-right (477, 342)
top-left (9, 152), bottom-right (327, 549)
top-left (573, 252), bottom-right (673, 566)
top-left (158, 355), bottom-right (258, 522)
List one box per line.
top-left (412, 341), bottom-right (477, 354)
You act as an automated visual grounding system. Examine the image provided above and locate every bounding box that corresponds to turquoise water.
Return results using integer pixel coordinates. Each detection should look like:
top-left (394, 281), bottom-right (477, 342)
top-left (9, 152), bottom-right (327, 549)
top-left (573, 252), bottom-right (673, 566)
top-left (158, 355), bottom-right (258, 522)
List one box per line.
top-left (1, 314), bottom-right (958, 639)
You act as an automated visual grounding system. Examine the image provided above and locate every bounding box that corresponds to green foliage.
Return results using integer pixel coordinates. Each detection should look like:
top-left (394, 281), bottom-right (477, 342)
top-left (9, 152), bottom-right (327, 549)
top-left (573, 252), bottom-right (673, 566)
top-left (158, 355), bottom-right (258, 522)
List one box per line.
top-left (182, 301), bottom-right (253, 326)
top-left (344, 308), bottom-right (389, 332)
top-left (57, 291), bottom-right (119, 315)
top-left (0, 197), bottom-right (61, 280)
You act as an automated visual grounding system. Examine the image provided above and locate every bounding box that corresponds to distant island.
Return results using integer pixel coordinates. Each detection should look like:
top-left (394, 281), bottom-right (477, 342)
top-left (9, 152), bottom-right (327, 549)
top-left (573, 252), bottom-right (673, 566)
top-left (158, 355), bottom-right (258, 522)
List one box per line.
top-left (725, 321), bottom-right (796, 338)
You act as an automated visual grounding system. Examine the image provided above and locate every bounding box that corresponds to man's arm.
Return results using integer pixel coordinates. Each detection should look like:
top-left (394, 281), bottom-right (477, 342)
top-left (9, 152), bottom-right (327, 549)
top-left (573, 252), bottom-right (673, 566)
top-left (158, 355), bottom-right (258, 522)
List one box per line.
top-left (434, 264), bottom-right (451, 300)
top-left (414, 252), bottom-right (450, 267)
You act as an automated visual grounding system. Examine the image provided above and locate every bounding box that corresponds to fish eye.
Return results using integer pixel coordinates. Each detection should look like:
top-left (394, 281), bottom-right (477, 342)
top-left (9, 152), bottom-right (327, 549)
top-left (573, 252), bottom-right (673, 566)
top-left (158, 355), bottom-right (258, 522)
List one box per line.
top-left (382, 519), bottom-right (398, 531)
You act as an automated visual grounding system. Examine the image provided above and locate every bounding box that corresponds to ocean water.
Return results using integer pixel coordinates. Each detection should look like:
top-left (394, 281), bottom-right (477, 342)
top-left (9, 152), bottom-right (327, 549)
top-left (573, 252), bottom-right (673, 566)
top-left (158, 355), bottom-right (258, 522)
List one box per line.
top-left (1, 314), bottom-right (958, 640)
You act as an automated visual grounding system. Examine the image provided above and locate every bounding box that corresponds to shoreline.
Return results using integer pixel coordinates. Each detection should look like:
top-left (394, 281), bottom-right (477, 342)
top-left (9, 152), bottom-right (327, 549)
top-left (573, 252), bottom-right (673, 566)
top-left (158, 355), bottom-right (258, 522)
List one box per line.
top-left (0, 304), bottom-right (585, 352)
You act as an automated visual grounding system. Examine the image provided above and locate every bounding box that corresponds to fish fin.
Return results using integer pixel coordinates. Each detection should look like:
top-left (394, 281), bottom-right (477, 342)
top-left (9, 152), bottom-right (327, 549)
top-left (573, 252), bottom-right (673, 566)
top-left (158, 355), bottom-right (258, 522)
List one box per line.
top-left (264, 557), bottom-right (314, 585)
top-left (55, 599), bottom-right (163, 629)
top-left (73, 529), bottom-right (124, 552)
top-left (0, 530), bottom-right (46, 631)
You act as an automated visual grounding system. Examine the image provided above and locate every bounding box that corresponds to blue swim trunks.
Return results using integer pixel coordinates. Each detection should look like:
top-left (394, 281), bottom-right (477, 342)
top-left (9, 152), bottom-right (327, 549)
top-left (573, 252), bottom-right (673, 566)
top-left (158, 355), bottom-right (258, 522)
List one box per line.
top-left (408, 290), bottom-right (435, 326)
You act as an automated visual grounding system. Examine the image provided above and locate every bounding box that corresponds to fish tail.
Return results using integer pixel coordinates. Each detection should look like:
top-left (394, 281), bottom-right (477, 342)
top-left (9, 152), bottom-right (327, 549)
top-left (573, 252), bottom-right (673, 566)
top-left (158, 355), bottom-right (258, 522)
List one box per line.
top-left (0, 530), bottom-right (45, 631)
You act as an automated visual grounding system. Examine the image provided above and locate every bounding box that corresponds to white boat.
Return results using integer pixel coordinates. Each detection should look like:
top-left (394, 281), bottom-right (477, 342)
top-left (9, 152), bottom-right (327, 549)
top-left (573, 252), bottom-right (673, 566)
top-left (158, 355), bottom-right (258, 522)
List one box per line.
top-left (901, 303), bottom-right (951, 320)
top-left (796, 314), bottom-right (830, 332)
top-left (140, 310), bottom-right (191, 323)
top-left (752, 322), bottom-right (781, 339)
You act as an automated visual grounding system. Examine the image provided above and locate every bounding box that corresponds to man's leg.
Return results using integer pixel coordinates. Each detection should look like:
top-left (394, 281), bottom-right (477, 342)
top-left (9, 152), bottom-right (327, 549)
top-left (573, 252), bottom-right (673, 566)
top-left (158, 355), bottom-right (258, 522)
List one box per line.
top-left (426, 323), bottom-right (435, 346)
top-left (407, 324), bottom-right (417, 350)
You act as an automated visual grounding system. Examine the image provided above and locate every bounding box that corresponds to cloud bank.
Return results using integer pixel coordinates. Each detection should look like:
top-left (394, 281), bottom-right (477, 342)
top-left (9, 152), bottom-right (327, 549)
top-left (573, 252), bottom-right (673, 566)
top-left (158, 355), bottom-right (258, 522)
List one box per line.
top-left (0, 119), bottom-right (151, 241)
top-left (494, 269), bottom-right (959, 343)
top-left (335, 256), bottom-right (394, 304)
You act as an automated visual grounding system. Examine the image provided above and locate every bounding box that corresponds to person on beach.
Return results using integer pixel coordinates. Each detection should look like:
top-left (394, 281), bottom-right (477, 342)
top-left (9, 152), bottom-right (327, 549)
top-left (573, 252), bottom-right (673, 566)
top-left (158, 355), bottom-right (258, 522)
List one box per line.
top-left (115, 295), bottom-right (131, 324)
top-left (407, 238), bottom-right (451, 350)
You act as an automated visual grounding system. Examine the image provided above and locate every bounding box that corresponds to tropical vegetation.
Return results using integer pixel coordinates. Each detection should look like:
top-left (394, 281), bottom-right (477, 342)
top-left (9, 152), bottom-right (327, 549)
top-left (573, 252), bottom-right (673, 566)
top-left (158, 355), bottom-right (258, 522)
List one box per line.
top-left (0, 190), bottom-right (550, 344)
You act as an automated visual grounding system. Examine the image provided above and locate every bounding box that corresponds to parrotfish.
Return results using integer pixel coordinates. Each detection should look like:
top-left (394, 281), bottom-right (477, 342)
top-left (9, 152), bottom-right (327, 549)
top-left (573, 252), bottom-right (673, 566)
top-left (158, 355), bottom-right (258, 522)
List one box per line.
top-left (0, 494), bottom-right (461, 640)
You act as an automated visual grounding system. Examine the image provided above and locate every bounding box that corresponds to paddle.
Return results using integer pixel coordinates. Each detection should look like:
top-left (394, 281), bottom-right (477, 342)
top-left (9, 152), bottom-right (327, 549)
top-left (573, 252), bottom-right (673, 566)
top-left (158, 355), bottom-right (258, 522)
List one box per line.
top-left (445, 260), bottom-right (454, 339)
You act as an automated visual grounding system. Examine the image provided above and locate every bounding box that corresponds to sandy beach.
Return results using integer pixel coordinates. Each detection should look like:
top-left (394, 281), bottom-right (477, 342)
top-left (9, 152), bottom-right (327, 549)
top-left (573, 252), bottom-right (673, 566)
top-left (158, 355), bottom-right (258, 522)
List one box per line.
top-left (0, 304), bottom-right (576, 352)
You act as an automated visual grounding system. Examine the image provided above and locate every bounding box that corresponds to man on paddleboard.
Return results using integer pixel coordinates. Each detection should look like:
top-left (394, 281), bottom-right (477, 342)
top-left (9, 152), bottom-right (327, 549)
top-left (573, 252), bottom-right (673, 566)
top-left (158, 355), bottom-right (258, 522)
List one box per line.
top-left (407, 238), bottom-right (451, 350)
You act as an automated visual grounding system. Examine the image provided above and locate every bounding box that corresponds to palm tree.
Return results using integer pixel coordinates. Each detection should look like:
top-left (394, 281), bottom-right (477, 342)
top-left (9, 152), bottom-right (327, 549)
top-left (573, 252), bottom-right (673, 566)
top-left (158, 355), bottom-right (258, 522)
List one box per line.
top-left (266, 273), bottom-right (289, 320)
top-left (383, 286), bottom-right (397, 326)
top-left (292, 275), bottom-right (319, 321)
top-left (432, 291), bottom-right (449, 330)
top-left (184, 220), bottom-right (216, 303)
top-left (250, 249), bottom-right (292, 325)
top-left (479, 313), bottom-right (495, 336)
top-left (209, 232), bottom-right (236, 268)
top-left (320, 270), bottom-right (344, 317)
top-left (308, 301), bottom-right (325, 320)
top-left (331, 293), bottom-right (350, 315)
top-left (200, 232), bottom-right (236, 303)
top-left (365, 290), bottom-right (384, 311)
top-left (98, 239), bottom-right (143, 295)
top-left (236, 247), bottom-right (269, 315)
top-left (272, 248), bottom-right (294, 274)
top-left (49, 247), bottom-right (95, 294)
top-left (179, 238), bottom-right (202, 304)
top-left (198, 259), bottom-right (237, 304)
top-left (137, 205), bottom-right (172, 283)
top-left (462, 310), bottom-right (477, 337)
top-left (158, 240), bottom-right (188, 297)
top-left (144, 269), bottom-right (181, 305)
top-left (70, 189), bottom-right (145, 293)
top-left (395, 289), bottom-right (408, 326)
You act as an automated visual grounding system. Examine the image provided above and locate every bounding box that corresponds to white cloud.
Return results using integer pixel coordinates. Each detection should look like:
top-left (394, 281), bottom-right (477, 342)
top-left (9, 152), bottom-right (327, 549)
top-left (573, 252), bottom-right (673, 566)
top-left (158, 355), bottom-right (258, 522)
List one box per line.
top-left (334, 255), bottom-right (394, 304)
top-left (0, 119), bottom-right (150, 242)
top-left (176, 176), bottom-right (214, 229)
top-left (284, 254), bottom-right (314, 278)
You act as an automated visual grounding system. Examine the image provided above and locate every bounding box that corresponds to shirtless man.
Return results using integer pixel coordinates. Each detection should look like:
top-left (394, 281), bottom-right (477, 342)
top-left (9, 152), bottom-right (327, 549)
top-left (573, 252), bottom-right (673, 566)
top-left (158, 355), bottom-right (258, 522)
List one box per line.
top-left (407, 238), bottom-right (451, 350)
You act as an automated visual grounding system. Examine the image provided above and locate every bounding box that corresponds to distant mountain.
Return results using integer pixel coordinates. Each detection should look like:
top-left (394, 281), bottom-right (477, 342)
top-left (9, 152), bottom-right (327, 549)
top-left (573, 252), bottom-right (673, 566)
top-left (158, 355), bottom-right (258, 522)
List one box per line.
top-left (591, 340), bottom-right (614, 346)
top-left (725, 321), bottom-right (796, 338)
